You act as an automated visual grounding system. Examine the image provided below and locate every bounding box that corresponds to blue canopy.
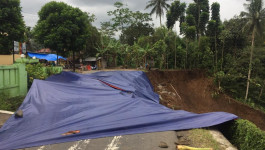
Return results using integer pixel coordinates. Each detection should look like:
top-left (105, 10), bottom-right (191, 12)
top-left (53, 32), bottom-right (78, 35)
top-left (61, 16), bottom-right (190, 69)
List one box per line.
top-left (0, 71), bottom-right (238, 150)
top-left (27, 52), bottom-right (66, 61)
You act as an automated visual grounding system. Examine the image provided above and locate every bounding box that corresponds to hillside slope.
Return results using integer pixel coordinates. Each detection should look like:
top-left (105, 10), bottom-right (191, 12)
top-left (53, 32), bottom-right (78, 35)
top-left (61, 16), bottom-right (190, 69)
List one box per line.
top-left (146, 70), bottom-right (265, 130)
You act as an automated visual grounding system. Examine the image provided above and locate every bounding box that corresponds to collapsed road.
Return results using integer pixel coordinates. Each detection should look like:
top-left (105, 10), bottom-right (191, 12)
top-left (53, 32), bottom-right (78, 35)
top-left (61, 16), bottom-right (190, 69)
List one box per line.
top-left (0, 112), bottom-right (236, 150)
top-left (0, 71), bottom-right (239, 150)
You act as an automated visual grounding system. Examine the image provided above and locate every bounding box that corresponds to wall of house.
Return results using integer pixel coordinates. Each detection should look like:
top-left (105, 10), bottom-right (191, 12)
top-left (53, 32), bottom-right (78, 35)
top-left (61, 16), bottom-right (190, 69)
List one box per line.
top-left (0, 54), bottom-right (21, 65)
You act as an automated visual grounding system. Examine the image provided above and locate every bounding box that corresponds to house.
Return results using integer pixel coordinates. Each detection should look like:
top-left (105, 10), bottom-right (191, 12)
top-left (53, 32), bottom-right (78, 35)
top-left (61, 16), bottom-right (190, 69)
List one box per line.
top-left (83, 57), bottom-right (106, 69)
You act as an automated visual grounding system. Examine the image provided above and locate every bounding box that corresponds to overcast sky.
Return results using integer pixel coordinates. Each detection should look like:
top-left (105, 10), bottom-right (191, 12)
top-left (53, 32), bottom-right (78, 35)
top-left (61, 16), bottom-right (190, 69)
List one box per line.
top-left (21, 0), bottom-right (246, 31)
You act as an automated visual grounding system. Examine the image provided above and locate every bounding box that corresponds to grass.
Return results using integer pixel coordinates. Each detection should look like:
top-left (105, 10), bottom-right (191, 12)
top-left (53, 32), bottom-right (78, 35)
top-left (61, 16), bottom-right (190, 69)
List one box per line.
top-left (189, 129), bottom-right (224, 150)
top-left (0, 95), bottom-right (25, 112)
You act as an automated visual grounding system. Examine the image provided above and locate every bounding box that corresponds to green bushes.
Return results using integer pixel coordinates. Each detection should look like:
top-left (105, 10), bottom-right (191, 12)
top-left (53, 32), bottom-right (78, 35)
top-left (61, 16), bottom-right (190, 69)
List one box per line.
top-left (0, 93), bottom-right (25, 111)
top-left (26, 63), bottom-right (63, 87)
top-left (221, 119), bottom-right (265, 150)
top-left (44, 66), bottom-right (63, 76)
top-left (26, 63), bottom-right (48, 86)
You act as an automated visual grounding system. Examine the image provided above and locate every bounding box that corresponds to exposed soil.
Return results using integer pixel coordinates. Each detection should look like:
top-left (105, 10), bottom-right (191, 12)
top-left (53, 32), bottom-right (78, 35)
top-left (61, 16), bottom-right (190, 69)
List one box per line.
top-left (146, 70), bottom-right (265, 130)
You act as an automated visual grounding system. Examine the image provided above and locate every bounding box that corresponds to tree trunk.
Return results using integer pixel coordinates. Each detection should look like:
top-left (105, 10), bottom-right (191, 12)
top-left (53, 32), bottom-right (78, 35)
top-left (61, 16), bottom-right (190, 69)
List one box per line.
top-left (107, 51), bottom-right (109, 67)
top-left (113, 54), bottom-right (117, 67)
top-left (136, 52), bottom-right (139, 68)
top-left (215, 31), bottom-right (217, 71)
top-left (196, 0), bottom-right (200, 41)
top-left (160, 15), bottom-right (162, 26)
top-left (185, 39), bottom-right (188, 69)
top-left (73, 51), bottom-right (75, 72)
top-left (258, 80), bottom-right (265, 101)
top-left (221, 39), bottom-right (225, 71)
top-left (166, 53), bottom-right (168, 69)
top-left (174, 34), bottom-right (177, 69)
top-left (245, 30), bottom-right (255, 101)
top-left (56, 51), bottom-right (59, 66)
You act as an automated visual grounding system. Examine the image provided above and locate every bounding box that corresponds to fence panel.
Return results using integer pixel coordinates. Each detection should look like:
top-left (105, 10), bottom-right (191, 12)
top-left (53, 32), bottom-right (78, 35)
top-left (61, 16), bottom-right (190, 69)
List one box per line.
top-left (0, 64), bottom-right (27, 98)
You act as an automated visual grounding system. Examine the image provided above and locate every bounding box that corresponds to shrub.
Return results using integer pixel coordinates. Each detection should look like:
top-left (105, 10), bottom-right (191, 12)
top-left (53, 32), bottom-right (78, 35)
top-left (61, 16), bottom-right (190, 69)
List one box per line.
top-left (26, 63), bottom-right (62, 87)
top-left (26, 63), bottom-right (48, 87)
top-left (0, 93), bottom-right (24, 111)
top-left (221, 119), bottom-right (265, 150)
top-left (46, 66), bottom-right (62, 76)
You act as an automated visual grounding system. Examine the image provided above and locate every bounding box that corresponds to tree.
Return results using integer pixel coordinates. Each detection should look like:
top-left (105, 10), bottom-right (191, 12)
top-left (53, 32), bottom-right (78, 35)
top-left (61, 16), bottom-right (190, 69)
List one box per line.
top-left (120, 23), bottom-right (154, 45)
top-left (152, 26), bottom-right (172, 69)
top-left (181, 21), bottom-right (196, 69)
top-left (33, 1), bottom-right (91, 71)
top-left (0, 0), bottom-right (25, 54)
top-left (241, 0), bottom-right (265, 101)
top-left (96, 37), bottom-right (123, 67)
top-left (145, 0), bottom-right (170, 26)
top-left (186, 0), bottom-right (209, 40)
top-left (102, 2), bottom-right (152, 37)
top-left (153, 39), bottom-right (167, 69)
top-left (207, 2), bottom-right (222, 71)
top-left (166, 1), bottom-right (186, 29)
top-left (106, 2), bottom-right (133, 31)
top-left (164, 29), bottom-right (177, 69)
top-left (223, 16), bottom-right (248, 57)
top-left (219, 29), bottom-right (231, 71)
top-left (100, 22), bottom-right (115, 37)
top-left (83, 25), bottom-right (101, 58)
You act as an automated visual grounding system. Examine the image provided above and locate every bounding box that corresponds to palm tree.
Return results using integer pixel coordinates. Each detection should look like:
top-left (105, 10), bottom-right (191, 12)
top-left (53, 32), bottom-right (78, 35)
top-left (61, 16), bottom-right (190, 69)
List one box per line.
top-left (241, 0), bottom-right (265, 101)
top-left (145, 0), bottom-right (170, 26)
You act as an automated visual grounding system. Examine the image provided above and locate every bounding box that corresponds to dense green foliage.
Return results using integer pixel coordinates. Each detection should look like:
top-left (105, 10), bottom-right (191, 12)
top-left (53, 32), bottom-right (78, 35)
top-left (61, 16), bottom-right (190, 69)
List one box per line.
top-left (101, 2), bottom-right (153, 41)
top-left (0, 0), bottom-right (25, 54)
top-left (97, 1), bottom-right (265, 110)
top-left (0, 94), bottom-right (24, 111)
top-left (166, 1), bottom-right (186, 29)
top-left (26, 63), bottom-right (47, 86)
top-left (26, 63), bottom-right (62, 87)
top-left (120, 23), bottom-right (154, 46)
top-left (221, 119), bottom-right (265, 150)
top-left (84, 25), bottom-right (101, 57)
top-left (185, 0), bottom-right (210, 40)
top-left (33, 1), bottom-right (91, 57)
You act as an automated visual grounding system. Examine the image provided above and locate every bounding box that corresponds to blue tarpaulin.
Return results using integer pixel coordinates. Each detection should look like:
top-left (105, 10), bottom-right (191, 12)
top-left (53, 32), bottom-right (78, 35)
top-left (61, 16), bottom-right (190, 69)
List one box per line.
top-left (0, 71), bottom-right (238, 150)
top-left (27, 52), bottom-right (66, 61)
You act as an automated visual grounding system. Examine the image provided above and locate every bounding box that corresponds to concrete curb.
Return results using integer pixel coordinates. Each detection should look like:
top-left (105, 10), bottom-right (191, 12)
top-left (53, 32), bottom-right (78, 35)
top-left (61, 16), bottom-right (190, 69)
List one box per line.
top-left (0, 110), bottom-right (14, 115)
top-left (209, 128), bottom-right (237, 150)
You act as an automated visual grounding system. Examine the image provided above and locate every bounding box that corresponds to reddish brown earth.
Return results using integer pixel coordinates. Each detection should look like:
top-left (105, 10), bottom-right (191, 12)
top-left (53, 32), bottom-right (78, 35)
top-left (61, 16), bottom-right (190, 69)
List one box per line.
top-left (146, 70), bottom-right (265, 130)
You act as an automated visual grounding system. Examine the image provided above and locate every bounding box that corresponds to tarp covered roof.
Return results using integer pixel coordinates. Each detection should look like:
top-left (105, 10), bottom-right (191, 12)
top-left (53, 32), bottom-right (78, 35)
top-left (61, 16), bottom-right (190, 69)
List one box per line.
top-left (28, 52), bottom-right (66, 61)
top-left (0, 71), bottom-right (238, 150)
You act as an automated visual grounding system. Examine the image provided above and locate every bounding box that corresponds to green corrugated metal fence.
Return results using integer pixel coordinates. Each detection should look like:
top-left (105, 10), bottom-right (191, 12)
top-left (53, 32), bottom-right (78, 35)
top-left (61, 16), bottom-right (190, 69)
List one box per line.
top-left (0, 64), bottom-right (27, 97)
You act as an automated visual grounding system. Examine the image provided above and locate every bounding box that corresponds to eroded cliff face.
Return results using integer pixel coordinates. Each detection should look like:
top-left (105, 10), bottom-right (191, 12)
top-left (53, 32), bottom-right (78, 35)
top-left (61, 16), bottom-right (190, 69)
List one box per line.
top-left (146, 70), bottom-right (265, 130)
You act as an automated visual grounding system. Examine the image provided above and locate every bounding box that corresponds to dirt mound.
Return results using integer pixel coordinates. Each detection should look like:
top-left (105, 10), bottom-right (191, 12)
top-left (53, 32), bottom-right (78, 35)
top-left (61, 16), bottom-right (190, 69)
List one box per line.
top-left (146, 70), bottom-right (265, 130)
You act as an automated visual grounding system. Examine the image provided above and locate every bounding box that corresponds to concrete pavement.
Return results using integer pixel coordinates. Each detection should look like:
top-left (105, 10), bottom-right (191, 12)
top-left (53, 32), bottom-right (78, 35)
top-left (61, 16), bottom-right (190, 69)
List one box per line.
top-left (1, 112), bottom-right (178, 150)
top-left (23, 131), bottom-right (178, 150)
